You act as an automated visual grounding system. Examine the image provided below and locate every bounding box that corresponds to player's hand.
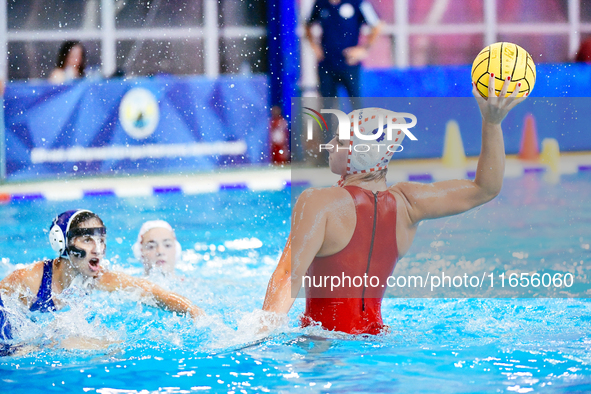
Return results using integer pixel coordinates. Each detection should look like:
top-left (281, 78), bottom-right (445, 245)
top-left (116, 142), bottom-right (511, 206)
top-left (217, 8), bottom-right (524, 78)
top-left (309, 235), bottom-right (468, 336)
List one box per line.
top-left (472, 73), bottom-right (528, 125)
top-left (343, 46), bottom-right (368, 66)
top-left (311, 43), bottom-right (325, 62)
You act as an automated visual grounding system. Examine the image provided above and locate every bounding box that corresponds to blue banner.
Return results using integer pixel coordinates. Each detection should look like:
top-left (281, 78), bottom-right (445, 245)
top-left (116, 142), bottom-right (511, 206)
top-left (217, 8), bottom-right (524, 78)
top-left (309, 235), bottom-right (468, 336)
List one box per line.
top-left (362, 63), bottom-right (591, 98)
top-left (292, 97), bottom-right (591, 160)
top-left (4, 75), bottom-right (270, 181)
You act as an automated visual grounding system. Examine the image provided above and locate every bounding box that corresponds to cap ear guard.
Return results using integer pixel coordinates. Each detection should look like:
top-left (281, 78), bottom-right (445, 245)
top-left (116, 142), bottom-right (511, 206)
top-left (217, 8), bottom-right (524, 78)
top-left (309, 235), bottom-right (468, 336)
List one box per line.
top-left (350, 148), bottom-right (378, 172)
top-left (48, 209), bottom-right (92, 258)
top-left (347, 108), bottom-right (409, 174)
top-left (49, 224), bottom-right (67, 256)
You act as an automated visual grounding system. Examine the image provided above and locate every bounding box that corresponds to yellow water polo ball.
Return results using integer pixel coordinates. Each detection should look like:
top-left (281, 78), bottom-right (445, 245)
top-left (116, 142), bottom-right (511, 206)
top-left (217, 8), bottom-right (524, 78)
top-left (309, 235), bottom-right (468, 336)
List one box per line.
top-left (471, 42), bottom-right (536, 98)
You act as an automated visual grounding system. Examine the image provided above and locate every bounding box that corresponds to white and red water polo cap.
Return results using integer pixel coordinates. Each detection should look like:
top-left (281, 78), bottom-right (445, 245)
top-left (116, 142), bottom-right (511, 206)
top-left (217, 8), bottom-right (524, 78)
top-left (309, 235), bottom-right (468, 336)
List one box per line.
top-left (338, 108), bottom-right (408, 186)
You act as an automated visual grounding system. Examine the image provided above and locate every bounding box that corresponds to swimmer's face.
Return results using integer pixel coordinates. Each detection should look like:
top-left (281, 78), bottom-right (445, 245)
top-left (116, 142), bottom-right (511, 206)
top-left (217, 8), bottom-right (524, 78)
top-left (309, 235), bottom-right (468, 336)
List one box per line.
top-left (328, 135), bottom-right (349, 176)
top-left (65, 45), bottom-right (83, 69)
top-left (141, 227), bottom-right (177, 274)
top-left (68, 218), bottom-right (106, 278)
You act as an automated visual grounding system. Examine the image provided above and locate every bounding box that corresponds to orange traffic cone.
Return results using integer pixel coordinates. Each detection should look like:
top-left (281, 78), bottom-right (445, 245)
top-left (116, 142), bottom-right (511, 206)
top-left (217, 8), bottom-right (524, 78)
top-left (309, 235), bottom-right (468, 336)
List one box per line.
top-left (518, 114), bottom-right (539, 161)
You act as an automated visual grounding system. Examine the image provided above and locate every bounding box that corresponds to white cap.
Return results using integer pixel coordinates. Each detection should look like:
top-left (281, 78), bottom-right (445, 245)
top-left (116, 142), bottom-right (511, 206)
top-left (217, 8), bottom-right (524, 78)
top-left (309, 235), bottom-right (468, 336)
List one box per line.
top-left (337, 108), bottom-right (409, 187)
top-left (347, 108), bottom-right (408, 174)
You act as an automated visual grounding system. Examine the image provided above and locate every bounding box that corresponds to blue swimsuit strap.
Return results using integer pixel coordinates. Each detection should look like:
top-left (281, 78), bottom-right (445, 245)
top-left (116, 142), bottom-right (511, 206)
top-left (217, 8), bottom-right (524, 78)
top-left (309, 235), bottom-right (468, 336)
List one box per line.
top-left (29, 259), bottom-right (56, 313)
top-left (1, 292), bottom-right (17, 356)
top-left (0, 293), bottom-right (13, 341)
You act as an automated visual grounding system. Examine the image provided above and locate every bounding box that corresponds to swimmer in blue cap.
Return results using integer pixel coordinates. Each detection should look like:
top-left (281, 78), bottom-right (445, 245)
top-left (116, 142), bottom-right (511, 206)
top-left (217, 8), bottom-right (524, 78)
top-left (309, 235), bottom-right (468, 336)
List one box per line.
top-left (0, 210), bottom-right (203, 331)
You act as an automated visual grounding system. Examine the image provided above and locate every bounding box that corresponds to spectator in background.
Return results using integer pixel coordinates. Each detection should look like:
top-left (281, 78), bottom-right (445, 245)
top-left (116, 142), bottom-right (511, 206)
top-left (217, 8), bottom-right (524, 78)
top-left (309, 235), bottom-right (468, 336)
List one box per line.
top-left (49, 41), bottom-right (86, 84)
top-left (575, 38), bottom-right (591, 63)
top-left (305, 0), bottom-right (382, 98)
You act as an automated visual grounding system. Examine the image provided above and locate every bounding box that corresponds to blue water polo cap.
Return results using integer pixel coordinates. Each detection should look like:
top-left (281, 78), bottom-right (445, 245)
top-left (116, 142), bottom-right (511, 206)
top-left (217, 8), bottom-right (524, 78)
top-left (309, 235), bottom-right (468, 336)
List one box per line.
top-left (48, 209), bottom-right (91, 257)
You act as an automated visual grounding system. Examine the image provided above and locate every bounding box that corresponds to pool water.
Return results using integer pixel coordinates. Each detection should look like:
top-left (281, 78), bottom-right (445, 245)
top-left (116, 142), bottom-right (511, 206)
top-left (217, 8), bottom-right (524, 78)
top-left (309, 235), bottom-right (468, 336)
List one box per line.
top-left (1, 172), bottom-right (591, 393)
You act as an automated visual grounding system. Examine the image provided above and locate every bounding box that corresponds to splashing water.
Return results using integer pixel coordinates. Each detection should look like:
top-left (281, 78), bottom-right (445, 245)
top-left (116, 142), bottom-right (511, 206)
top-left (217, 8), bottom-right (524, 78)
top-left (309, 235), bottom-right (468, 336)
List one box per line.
top-left (1, 175), bottom-right (591, 392)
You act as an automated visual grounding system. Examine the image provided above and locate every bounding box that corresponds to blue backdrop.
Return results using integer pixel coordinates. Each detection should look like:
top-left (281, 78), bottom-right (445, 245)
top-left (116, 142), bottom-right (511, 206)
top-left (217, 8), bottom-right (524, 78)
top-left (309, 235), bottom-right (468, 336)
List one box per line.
top-left (3, 75), bottom-right (270, 181)
top-left (362, 63), bottom-right (591, 97)
top-left (292, 96), bottom-right (591, 162)
top-left (3, 63), bottom-right (591, 182)
top-left (291, 63), bottom-right (591, 160)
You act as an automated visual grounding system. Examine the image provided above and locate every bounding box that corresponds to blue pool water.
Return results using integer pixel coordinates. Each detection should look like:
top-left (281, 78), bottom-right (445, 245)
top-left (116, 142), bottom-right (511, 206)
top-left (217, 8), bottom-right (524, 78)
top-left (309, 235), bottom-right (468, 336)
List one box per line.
top-left (1, 172), bottom-right (591, 393)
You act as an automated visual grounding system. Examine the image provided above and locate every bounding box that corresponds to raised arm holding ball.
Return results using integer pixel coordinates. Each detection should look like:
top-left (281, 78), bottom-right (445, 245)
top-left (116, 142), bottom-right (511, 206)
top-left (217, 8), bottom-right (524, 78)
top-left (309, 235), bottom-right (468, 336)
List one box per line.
top-left (262, 73), bottom-right (528, 335)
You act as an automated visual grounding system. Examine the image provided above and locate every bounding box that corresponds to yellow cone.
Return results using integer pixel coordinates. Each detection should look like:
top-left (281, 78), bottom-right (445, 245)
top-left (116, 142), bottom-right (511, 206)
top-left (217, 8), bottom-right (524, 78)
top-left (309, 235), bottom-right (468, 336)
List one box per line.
top-left (442, 120), bottom-right (467, 168)
top-left (540, 138), bottom-right (560, 174)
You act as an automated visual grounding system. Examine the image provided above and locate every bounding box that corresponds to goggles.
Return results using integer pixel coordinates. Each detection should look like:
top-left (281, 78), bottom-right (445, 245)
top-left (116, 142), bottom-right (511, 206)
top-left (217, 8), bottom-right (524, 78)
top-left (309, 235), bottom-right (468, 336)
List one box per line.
top-left (67, 227), bottom-right (106, 239)
top-left (66, 227), bottom-right (107, 259)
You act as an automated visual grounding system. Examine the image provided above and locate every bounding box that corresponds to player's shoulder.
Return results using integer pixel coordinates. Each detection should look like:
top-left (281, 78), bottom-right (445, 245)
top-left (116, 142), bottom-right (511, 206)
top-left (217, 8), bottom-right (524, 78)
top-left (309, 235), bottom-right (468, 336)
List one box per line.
top-left (389, 181), bottom-right (434, 197)
top-left (388, 181), bottom-right (438, 220)
top-left (18, 260), bottom-right (46, 283)
top-left (387, 181), bottom-right (434, 210)
top-left (0, 260), bottom-right (46, 290)
top-left (388, 181), bottom-right (410, 198)
top-left (295, 186), bottom-right (351, 211)
top-left (297, 185), bottom-right (350, 201)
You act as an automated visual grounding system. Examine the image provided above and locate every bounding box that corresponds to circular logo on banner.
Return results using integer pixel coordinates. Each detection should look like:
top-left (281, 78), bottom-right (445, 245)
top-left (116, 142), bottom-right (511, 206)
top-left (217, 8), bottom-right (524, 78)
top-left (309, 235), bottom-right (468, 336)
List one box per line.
top-left (339, 3), bottom-right (355, 19)
top-left (119, 87), bottom-right (160, 140)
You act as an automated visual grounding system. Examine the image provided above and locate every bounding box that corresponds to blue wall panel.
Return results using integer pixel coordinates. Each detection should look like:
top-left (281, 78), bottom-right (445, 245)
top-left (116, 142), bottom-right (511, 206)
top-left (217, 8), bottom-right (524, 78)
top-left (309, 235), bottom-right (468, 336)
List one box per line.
top-left (3, 75), bottom-right (270, 181)
top-left (362, 63), bottom-right (591, 98)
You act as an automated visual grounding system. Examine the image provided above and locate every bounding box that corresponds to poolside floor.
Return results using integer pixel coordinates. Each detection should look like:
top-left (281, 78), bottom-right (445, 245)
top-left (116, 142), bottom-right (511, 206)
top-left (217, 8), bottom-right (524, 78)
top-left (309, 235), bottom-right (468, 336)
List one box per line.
top-left (1, 152), bottom-right (590, 201)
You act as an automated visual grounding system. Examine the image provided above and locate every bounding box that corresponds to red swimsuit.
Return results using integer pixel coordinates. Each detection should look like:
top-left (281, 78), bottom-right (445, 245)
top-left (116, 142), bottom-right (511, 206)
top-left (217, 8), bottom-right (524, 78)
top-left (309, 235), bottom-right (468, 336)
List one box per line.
top-left (301, 186), bottom-right (399, 335)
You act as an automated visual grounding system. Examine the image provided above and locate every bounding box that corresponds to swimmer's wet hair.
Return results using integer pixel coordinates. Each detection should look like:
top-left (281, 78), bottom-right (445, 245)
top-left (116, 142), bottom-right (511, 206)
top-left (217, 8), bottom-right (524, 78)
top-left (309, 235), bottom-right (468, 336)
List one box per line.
top-left (69, 211), bottom-right (105, 229)
top-left (357, 168), bottom-right (388, 183)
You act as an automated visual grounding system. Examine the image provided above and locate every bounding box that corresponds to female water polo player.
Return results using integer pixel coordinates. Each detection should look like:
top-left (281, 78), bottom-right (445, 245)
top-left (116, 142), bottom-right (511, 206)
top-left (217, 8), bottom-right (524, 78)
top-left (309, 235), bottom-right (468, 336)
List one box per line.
top-left (133, 220), bottom-right (181, 276)
top-left (0, 210), bottom-right (203, 349)
top-left (262, 76), bottom-right (527, 334)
